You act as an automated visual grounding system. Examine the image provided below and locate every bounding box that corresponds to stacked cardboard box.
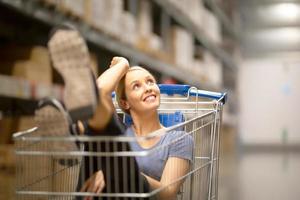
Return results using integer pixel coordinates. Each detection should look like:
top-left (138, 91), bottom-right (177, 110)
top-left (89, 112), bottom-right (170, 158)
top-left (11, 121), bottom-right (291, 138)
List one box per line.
top-left (87, 0), bottom-right (123, 37)
top-left (168, 0), bottom-right (204, 28)
top-left (136, 0), bottom-right (164, 54)
top-left (120, 12), bottom-right (138, 46)
top-left (170, 26), bottom-right (194, 71)
top-left (12, 46), bottom-right (52, 84)
top-left (191, 58), bottom-right (207, 82)
top-left (0, 74), bottom-right (31, 99)
top-left (0, 44), bottom-right (100, 146)
top-left (138, 0), bottom-right (152, 39)
top-left (0, 45), bottom-right (49, 146)
top-left (184, 0), bottom-right (204, 27)
top-left (203, 52), bottom-right (223, 87)
top-left (0, 45), bottom-right (55, 99)
top-left (202, 9), bottom-right (222, 44)
top-left (168, 0), bottom-right (221, 44)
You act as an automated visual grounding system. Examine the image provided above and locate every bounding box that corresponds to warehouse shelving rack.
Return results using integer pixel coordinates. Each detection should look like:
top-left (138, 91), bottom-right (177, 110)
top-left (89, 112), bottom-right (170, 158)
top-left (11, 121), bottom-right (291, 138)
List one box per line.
top-left (0, 0), bottom-right (237, 116)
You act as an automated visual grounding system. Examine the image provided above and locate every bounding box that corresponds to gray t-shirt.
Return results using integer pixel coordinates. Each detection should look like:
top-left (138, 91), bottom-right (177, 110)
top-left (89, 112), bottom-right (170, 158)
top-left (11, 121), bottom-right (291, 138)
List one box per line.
top-left (125, 127), bottom-right (194, 181)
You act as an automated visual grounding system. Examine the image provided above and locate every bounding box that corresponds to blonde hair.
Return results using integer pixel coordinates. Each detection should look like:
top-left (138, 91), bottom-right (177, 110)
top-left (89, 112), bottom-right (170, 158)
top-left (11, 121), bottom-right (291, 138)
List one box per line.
top-left (115, 66), bottom-right (154, 114)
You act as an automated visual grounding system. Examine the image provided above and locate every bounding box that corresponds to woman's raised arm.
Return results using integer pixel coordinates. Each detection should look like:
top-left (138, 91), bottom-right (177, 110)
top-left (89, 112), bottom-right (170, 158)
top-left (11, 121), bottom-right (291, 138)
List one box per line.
top-left (85, 56), bottom-right (129, 131)
top-left (97, 56), bottom-right (129, 100)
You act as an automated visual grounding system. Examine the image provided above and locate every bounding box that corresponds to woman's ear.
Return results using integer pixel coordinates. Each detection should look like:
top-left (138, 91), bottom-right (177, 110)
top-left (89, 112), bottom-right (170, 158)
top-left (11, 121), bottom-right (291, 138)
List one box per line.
top-left (120, 99), bottom-right (130, 110)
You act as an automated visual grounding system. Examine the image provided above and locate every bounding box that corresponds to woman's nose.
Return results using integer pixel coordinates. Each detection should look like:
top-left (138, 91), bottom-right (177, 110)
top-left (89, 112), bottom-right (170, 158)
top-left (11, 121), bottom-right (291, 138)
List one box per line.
top-left (144, 84), bottom-right (152, 92)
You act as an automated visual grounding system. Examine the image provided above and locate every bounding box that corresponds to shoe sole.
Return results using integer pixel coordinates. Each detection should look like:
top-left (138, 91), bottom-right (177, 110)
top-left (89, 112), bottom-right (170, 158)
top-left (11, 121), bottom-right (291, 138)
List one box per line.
top-left (35, 104), bottom-right (79, 152)
top-left (48, 29), bottom-right (97, 122)
top-left (34, 99), bottom-right (82, 165)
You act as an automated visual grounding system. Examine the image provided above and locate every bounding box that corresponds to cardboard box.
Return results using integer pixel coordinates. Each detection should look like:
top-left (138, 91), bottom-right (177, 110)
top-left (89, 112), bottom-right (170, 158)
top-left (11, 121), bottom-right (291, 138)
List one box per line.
top-left (203, 52), bottom-right (223, 87)
top-left (0, 46), bottom-right (52, 84)
top-left (190, 0), bottom-right (204, 28)
top-left (202, 9), bottom-right (222, 44)
top-left (120, 12), bottom-right (138, 46)
top-left (192, 58), bottom-right (206, 79)
top-left (171, 26), bottom-right (194, 70)
top-left (88, 0), bottom-right (123, 37)
top-left (13, 61), bottom-right (51, 84)
top-left (12, 46), bottom-right (52, 84)
top-left (137, 0), bottom-right (152, 38)
top-left (148, 33), bottom-right (163, 51)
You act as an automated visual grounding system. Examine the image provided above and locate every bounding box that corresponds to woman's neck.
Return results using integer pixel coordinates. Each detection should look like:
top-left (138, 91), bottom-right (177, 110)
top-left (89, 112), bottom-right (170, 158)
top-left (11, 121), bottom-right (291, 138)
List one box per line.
top-left (130, 111), bottom-right (162, 136)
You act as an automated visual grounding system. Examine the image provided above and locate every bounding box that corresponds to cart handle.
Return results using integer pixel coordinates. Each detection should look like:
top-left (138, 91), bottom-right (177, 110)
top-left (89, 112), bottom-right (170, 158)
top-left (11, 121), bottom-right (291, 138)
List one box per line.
top-left (112, 84), bottom-right (227, 104)
top-left (159, 84), bottom-right (227, 104)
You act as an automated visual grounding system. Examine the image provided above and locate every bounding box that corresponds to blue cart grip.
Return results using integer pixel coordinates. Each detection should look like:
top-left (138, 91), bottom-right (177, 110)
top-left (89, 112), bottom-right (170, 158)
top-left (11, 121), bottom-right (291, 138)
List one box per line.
top-left (159, 84), bottom-right (190, 96)
top-left (159, 84), bottom-right (227, 104)
top-left (113, 84), bottom-right (227, 104)
top-left (112, 84), bottom-right (190, 97)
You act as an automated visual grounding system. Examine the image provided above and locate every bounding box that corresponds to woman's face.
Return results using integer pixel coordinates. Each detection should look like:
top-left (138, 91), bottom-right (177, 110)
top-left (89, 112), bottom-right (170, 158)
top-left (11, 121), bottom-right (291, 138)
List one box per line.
top-left (124, 69), bottom-right (160, 115)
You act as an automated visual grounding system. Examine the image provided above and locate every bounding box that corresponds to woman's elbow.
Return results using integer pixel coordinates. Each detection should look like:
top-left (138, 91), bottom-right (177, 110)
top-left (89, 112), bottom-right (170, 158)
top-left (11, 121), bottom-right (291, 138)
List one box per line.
top-left (159, 185), bottom-right (179, 200)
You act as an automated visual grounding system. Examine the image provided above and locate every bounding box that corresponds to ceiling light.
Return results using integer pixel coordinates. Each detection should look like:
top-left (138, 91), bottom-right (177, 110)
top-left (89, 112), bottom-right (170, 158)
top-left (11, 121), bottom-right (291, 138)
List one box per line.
top-left (272, 3), bottom-right (300, 20)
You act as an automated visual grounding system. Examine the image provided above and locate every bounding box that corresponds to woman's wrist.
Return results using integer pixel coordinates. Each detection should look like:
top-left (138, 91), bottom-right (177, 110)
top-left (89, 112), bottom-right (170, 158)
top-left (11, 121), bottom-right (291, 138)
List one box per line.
top-left (77, 121), bottom-right (85, 135)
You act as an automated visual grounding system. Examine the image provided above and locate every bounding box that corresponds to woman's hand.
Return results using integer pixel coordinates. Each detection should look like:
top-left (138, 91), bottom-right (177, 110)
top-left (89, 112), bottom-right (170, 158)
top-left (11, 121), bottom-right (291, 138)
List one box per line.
top-left (109, 56), bottom-right (129, 69)
top-left (80, 170), bottom-right (105, 200)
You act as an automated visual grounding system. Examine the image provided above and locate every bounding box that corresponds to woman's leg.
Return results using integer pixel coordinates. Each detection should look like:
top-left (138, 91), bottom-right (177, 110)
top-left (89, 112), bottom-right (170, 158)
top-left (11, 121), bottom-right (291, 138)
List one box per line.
top-left (47, 26), bottom-right (151, 199)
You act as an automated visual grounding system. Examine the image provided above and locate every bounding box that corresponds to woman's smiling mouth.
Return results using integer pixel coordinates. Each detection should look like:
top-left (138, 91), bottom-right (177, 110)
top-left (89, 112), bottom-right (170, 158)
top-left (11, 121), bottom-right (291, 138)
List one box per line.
top-left (143, 95), bottom-right (156, 102)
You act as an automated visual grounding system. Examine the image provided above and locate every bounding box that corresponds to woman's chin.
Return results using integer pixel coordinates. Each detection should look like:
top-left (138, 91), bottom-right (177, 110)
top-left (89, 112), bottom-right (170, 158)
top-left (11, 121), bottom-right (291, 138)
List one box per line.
top-left (140, 103), bottom-right (159, 113)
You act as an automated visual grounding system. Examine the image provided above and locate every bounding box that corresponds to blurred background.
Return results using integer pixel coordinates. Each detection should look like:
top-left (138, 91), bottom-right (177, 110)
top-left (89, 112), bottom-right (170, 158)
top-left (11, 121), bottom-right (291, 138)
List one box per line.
top-left (0, 0), bottom-right (299, 199)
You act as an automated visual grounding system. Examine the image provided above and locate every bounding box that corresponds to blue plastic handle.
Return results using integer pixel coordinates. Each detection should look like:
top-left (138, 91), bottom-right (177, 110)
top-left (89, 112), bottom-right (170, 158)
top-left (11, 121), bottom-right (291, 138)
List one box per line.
top-left (112, 84), bottom-right (227, 103)
top-left (112, 84), bottom-right (190, 98)
top-left (159, 84), bottom-right (227, 104)
top-left (158, 84), bottom-right (190, 96)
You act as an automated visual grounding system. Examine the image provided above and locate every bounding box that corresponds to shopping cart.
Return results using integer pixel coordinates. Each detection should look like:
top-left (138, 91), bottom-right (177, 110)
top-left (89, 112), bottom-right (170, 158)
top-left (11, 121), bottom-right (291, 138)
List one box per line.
top-left (13, 84), bottom-right (227, 200)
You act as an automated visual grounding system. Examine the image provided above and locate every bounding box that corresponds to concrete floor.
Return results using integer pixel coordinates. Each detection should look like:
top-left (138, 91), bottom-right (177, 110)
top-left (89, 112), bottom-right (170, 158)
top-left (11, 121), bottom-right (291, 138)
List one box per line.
top-left (219, 150), bottom-right (300, 200)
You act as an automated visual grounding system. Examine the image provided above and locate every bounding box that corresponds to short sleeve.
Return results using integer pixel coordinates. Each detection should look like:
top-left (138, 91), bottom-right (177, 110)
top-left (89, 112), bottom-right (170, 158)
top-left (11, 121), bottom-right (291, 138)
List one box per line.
top-left (168, 131), bottom-right (194, 162)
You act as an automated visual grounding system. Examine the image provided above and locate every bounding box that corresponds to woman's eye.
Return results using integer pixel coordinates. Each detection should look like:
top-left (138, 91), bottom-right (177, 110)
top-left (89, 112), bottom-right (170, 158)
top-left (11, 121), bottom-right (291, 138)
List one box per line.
top-left (133, 84), bottom-right (140, 90)
top-left (147, 79), bottom-right (154, 85)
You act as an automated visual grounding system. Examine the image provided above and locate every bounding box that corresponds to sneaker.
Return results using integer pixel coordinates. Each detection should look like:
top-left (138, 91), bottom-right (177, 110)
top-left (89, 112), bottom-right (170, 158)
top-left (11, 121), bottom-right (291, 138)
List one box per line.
top-left (34, 97), bottom-right (81, 165)
top-left (48, 25), bottom-right (98, 122)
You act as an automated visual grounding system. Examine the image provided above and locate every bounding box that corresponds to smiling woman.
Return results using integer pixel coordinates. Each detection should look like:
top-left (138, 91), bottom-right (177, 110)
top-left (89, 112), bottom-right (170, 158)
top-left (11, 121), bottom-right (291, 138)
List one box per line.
top-left (77, 57), bottom-right (194, 200)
